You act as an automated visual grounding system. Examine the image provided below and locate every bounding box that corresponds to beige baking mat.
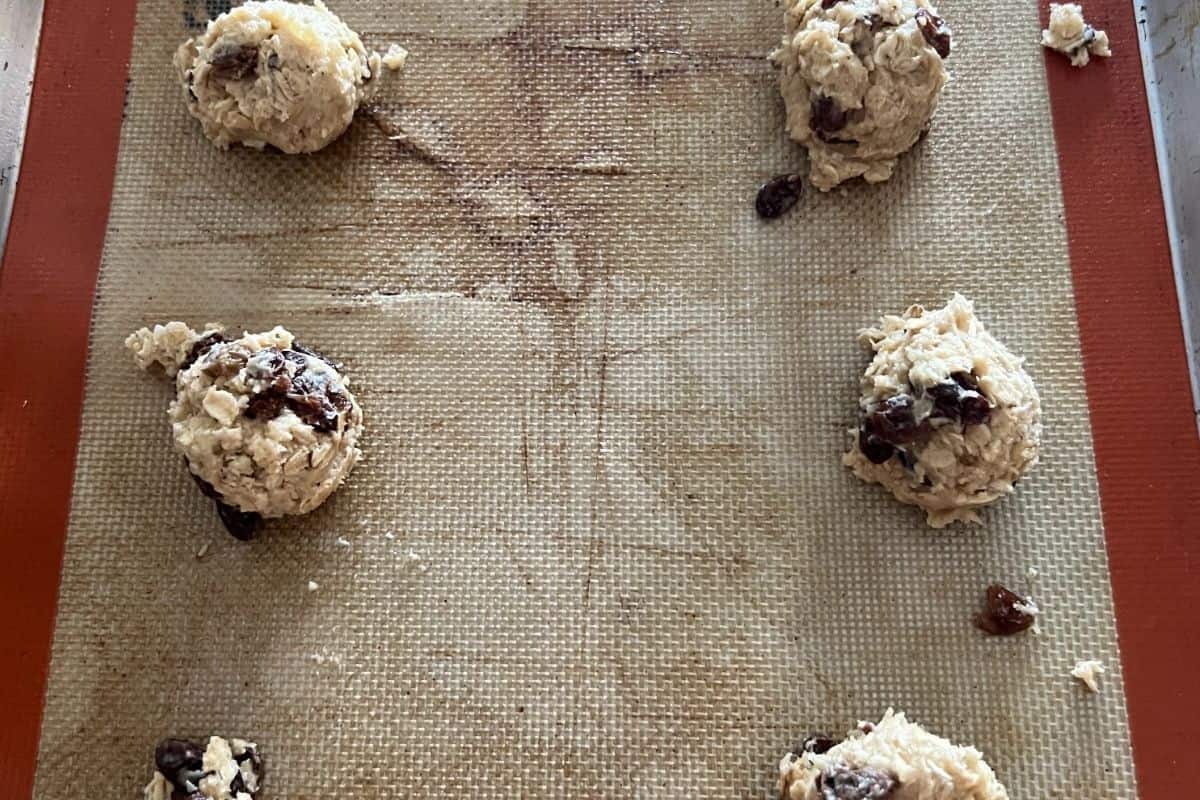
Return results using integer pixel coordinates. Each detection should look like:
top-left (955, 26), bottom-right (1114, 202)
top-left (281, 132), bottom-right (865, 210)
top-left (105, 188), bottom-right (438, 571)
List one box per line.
top-left (34, 1), bottom-right (1136, 797)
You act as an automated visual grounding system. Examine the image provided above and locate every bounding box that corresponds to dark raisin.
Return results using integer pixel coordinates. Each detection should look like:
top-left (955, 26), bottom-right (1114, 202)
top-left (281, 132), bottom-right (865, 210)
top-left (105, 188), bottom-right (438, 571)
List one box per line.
top-left (858, 429), bottom-right (895, 464)
top-left (951, 372), bottom-right (979, 391)
top-left (755, 174), bottom-right (803, 219)
top-left (282, 349), bottom-right (309, 375)
top-left (816, 765), bottom-right (898, 799)
top-left (289, 342), bottom-right (342, 372)
top-left (266, 51), bottom-right (281, 70)
top-left (958, 392), bottom-right (991, 426)
top-left (865, 395), bottom-right (921, 444)
top-left (181, 332), bottom-right (228, 372)
top-left (925, 373), bottom-right (992, 426)
top-left (801, 735), bottom-right (840, 755)
top-left (973, 583), bottom-right (1036, 636)
top-left (234, 745), bottom-right (262, 769)
top-left (862, 13), bottom-right (884, 31)
top-left (249, 348), bottom-right (287, 379)
top-left (154, 739), bottom-right (204, 785)
top-left (286, 392), bottom-right (339, 432)
top-left (821, 0), bottom-right (841, 7)
top-left (895, 448), bottom-right (917, 471)
top-left (914, 9), bottom-right (951, 58)
top-left (327, 390), bottom-right (352, 412)
top-left (924, 381), bottom-right (962, 419)
top-left (229, 772), bottom-right (246, 795)
top-left (189, 469), bottom-right (222, 500)
top-left (245, 388), bottom-right (287, 420)
top-left (209, 45), bottom-right (259, 81)
top-left (216, 502), bottom-right (263, 541)
top-left (810, 96), bottom-right (848, 138)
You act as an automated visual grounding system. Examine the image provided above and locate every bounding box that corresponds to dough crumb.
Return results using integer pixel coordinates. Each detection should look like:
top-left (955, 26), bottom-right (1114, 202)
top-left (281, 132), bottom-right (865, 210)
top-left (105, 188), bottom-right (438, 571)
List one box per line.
top-left (307, 580), bottom-right (320, 592)
top-left (1042, 3), bottom-right (1111, 67)
top-left (382, 43), bottom-right (409, 71)
top-left (195, 542), bottom-right (211, 559)
top-left (384, 531), bottom-right (396, 541)
top-left (335, 536), bottom-right (351, 547)
top-left (1071, 659), bottom-right (1105, 693)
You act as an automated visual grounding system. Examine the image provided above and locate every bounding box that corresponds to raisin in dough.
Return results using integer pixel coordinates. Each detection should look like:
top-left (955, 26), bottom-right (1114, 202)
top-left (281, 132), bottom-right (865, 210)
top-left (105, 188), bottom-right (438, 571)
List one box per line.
top-left (174, 0), bottom-right (394, 153)
top-left (1041, 3), bottom-right (1111, 67)
top-left (779, 710), bottom-right (1009, 799)
top-left (144, 736), bottom-right (262, 800)
top-left (127, 322), bottom-right (363, 523)
top-left (843, 295), bottom-right (1041, 527)
top-left (773, 0), bottom-right (951, 191)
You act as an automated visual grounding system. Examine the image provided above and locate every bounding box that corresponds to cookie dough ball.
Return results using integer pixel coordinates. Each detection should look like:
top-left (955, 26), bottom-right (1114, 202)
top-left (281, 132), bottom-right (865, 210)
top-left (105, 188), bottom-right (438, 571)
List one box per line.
top-left (127, 322), bottom-right (363, 536)
top-left (773, 0), bottom-right (951, 191)
top-left (1041, 3), bottom-right (1111, 67)
top-left (843, 295), bottom-right (1041, 527)
top-left (780, 710), bottom-right (1009, 799)
top-left (174, 0), bottom-right (388, 153)
top-left (145, 736), bottom-right (262, 800)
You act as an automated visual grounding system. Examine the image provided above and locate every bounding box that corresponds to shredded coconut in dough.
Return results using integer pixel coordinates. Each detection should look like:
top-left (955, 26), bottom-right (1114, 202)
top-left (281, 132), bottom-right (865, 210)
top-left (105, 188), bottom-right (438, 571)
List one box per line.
top-left (1041, 3), bottom-right (1111, 67)
top-left (772, 0), bottom-right (951, 191)
top-left (844, 295), bottom-right (1042, 527)
top-left (127, 322), bottom-right (363, 519)
top-left (175, 0), bottom-right (403, 152)
top-left (780, 709), bottom-right (1009, 799)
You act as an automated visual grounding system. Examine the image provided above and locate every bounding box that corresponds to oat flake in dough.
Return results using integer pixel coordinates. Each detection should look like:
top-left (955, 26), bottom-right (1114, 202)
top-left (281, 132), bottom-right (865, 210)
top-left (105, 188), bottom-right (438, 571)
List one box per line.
top-left (773, 0), bottom-right (951, 191)
top-left (127, 322), bottom-right (363, 520)
top-left (779, 709), bottom-right (1009, 799)
top-left (1041, 3), bottom-right (1111, 67)
top-left (844, 295), bottom-right (1041, 527)
top-left (174, 0), bottom-right (399, 153)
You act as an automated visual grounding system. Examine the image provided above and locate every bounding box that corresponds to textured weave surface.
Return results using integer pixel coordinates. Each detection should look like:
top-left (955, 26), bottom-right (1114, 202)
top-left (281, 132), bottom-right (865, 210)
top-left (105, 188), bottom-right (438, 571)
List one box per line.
top-left (35, 1), bottom-right (1136, 797)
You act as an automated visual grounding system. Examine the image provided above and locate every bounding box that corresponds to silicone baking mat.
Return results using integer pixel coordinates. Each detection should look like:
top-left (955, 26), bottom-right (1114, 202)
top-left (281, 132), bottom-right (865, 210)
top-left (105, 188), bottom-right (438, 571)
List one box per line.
top-left (29, 1), bottom-right (1135, 796)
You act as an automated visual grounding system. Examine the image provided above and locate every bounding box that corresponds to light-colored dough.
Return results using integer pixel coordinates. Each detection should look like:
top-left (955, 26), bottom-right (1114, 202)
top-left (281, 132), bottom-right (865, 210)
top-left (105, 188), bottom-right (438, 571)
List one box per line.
top-left (174, 0), bottom-right (397, 153)
top-left (779, 709), bottom-right (1009, 799)
top-left (1041, 3), bottom-right (1111, 67)
top-left (773, 0), bottom-right (951, 191)
top-left (127, 322), bottom-right (363, 518)
top-left (844, 295), bottom-right (1041, 527)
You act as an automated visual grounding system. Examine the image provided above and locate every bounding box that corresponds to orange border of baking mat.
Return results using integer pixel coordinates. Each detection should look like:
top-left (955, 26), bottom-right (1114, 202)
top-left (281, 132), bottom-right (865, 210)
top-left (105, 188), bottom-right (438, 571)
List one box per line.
top-left (0, 0), bottom-right (139, 795)
top-left (1042, 0), bottom-right (1200, 794)
top-left (1, 0), bottom-right (1197, 796)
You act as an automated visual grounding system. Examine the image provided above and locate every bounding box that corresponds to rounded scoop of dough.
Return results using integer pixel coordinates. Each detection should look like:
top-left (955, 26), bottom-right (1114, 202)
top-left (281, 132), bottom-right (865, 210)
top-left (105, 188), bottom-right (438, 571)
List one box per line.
top-left (127, 323), bottom-right (363, 518)
top-left (780, 709), bottom-right (1009, 799)
top-left (174, 0), bottom-right (383, 153)
top-left (843, 295), bottom-right (1041, 528)
top-left (773, 0), bottom-right (951, 191)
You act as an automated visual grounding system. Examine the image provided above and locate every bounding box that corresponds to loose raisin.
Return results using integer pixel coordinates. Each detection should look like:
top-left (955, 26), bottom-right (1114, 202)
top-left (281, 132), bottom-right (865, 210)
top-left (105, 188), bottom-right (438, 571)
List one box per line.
top-left (755, 174), bottom-right (803, 219)
top-left (973, 583), bottom-right (1036, 636)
